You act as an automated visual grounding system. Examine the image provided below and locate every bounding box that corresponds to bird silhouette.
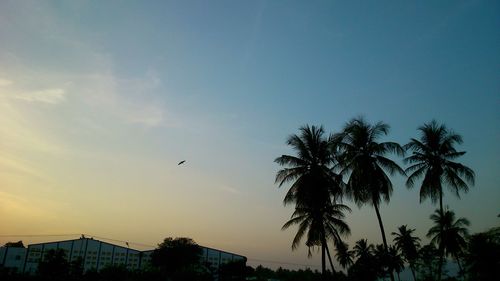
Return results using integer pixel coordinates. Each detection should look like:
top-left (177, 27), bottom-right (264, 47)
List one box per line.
top-left (178, 160), bottom-right (186, 165)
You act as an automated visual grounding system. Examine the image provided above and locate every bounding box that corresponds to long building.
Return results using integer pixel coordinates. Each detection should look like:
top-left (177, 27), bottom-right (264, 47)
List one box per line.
top-left (0, 237), bottom-right (246, 274)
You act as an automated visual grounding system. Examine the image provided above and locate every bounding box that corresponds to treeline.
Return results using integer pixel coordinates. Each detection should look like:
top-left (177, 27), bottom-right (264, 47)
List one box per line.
top-left (274, 117), bottom-right (499, 281)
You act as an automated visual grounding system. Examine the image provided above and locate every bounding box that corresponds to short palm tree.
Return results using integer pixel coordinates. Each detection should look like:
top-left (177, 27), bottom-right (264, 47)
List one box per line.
top-left (353, 239), bottom-right (374, 260)
top-left (427, 208), bottom-right (470, 281)
top-left (275, 125), bottom-right (347, 276)
top-left (335, 117), bottom-right (405, 281)
top-left (387, 245), bottom-right (405, 281)
top-left (281, 202), bottom-right (351, 274)
top-left (404, 120), bottom-right (475, 214)
top-left (335, 241), bottom-right (354, 270)
top-left (392, 225), bottom-right (420, 281)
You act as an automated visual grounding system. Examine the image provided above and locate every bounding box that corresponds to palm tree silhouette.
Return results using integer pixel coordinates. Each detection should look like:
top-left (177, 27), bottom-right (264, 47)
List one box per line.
top-left (392, 225), bottom-right (420, 281)
top-left (275, 125), bottom-right (348, 277)
top-left (335, 117), bottom-right (405, 281)
top-left (387, 245), bottom-right (405, 281)
top-left (281, 202), bottom-right (351, 272)
top-left (353, 239), bottom-right (374, 260)
top-left (404, 120), bottom-right (475, 214)
top-left (335, 241), bottom-right (354, 270)
top-left (405, 120), bottom-right (474, 281)
top-left (427, 208), bottom-right (470, 280)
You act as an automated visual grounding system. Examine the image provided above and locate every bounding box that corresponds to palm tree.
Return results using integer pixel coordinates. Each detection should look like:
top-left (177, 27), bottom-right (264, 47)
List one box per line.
top-left (335, 117), bottom-right (405, 281)
top-left (275, 125), bottom-right (347, 277)
top-left (335, 241), bottom-right (354, 270)
top-left (387, 245), bottom-right (405, 281)
top-left (281, 202), bottom-right (351, 274)
top-left (350, 239), bottom-right (378, 281)
top-left (353, 239), bottom-right (374, 260)
top-left (427, 208), bottom-right (470, 281)
top-left (405, 120), bottom-right (474, 281)
top-left (404, 120), bottom-right (475, 216)
top-left (392, 225), bottom-right (420, 281)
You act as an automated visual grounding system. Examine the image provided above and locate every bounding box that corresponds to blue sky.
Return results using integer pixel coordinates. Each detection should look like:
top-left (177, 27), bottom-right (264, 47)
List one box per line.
top-left (0, 0), bottom-right (499, 270)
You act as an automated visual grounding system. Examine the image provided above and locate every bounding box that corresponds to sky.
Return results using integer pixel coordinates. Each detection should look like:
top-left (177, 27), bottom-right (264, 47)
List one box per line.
top-left (0, 0), bottom-right (499, 271)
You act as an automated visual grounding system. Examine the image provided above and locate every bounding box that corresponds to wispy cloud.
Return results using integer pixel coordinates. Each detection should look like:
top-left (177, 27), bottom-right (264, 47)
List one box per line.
top-left (0, 78), bottom-right (13, 86)
top-left (15, 88), bottom-right (66, 104)
top-left (217, 185), bottom-right (241, 195)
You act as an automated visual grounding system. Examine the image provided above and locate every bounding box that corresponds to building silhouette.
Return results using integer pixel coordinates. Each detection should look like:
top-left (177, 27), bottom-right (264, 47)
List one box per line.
top-left (0, 237), bottom-right (246, 274)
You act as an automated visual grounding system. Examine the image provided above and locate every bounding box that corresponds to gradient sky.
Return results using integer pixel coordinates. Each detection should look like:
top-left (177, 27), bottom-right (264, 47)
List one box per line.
top-left (0, 0), bottom-right (499, 270)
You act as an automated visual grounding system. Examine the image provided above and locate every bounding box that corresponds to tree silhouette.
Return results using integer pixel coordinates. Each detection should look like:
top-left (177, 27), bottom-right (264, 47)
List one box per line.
top-left (349, 239), bottom-right (377, 281)
top-left (151, 237), bottom-right (208, 281)
top-left (465, 227), bottom-right (500, 281)
top-left (38, 249), bottom-right (70, 280)
top-left (335, 117), bottom-right (405, 281)
top-left (404, 120), bottom-right (474, 281)
top-left (427, 208), bottom-right (470, 281)
top-left (275, 125), bottom-right (348, 277)
top-left (392, 225), bottom-right (420, 281)
top-left (335, 241), bottom-right (354, 270)
top-left (3, 241), bottom-right (25, 248)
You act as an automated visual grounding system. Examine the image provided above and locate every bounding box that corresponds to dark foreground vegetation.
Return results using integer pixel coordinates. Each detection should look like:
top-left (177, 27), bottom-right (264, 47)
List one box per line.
top-left (274, 117), bottom-right (499, 281)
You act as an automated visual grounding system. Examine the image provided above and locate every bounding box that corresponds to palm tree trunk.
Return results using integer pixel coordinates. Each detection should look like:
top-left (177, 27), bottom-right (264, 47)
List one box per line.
top-left (322, 243), bottom-right (326, 280)
top-left (455, 254), bottom-right (463, 279)
top-left (324, 240), bottom-right (336, 273)
top-left (410, 264), bottom-right (417, 281)
top-left (374, 203), bottom-right (395, 281)
top-left (437, 188), bottom-right (444, 281)
top-left (437, 245), bottom-right (444, 281)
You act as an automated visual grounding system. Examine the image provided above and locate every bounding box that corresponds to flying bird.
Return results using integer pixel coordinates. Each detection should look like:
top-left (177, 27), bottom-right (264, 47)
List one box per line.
top-left (178, 160), bottom-right (186, 165)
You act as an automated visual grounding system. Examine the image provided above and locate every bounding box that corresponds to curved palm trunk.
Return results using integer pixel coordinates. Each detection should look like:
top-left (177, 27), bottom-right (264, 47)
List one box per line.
top-left (374, 203), bottom-right (395, 281)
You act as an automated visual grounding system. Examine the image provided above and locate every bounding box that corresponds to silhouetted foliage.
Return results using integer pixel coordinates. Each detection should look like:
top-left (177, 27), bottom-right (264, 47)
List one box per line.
top-left (219, 260), bottom-right (246, 281)
top-left (427, 208), bottom-right (469, 279)
top-left (37, 249), bottom-right (70, 280)
top-left (464, 226), bottom-right (500, 281)
top-left (150, 237), bottom-right (211, 281)
top-left (3, 241), bottom-right (25, 248)
top-left (392, 225), bottom-right (420, 281)
top-left (416, 244), bottom-right (440, 281)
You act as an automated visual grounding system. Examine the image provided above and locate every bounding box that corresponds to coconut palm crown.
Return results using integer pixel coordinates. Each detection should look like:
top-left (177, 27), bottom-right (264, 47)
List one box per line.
top-left (404, 120), bottom-right (475, 212)
top-left (275, 125), bottom-right (343, 207)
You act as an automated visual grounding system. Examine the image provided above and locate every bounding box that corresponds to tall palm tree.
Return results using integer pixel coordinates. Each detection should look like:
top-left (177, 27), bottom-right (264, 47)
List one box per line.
top-left (275, 125), bottom-right (347, 277)
top-left (335, 117), bottom-right (405, 281)
top-left (404, 120), bottom-right (475, 215)
top-left (427, 208), bottom-right (470, 281)
top-left (335, 241), bottom-right (354, 270)
top-left (405, 120), bottom-right (474, 281)
top-left (392, 225), bottom-right (420, 281)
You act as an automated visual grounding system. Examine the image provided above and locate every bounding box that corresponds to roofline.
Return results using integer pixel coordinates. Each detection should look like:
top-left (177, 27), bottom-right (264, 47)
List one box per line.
top-left (17, 238), bottom-right (245, 259)
top-left (27, 238), bottom-right (141, 252)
